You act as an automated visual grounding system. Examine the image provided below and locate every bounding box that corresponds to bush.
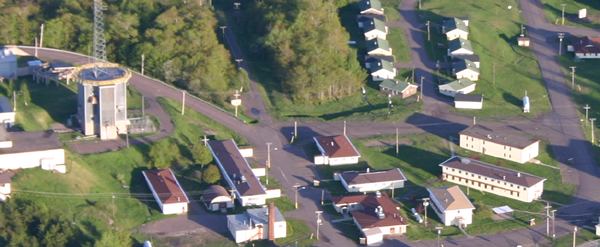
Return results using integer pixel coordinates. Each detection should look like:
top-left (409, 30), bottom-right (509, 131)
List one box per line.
top-left (202, 164), bottom-right (221, 184)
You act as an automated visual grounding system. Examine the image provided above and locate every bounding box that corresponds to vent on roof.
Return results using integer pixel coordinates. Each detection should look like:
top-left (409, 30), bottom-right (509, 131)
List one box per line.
top-left (502, 175), bottom-right (506, 180)
top-left (177, 196), bottom-right (180, 202)
top-left (517, 172), bottom-right (521, 178)
top-left (240, 175), bottom-right (247, 183)
top-left (375, 191), bottom-right (381, 198)
top-left (376, 206), bottom-right (385, 219)
top-left (460, 158), bottom-right (471, 164)
top-left (444, 198), bottom-right (448, 204)
top-left (486, 134), bottom-right (492, 139)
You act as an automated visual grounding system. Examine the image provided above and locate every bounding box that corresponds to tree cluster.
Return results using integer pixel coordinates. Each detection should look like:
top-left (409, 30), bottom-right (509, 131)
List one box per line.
top-left (0, 0), bottom-right (242, 104)
top-left (238, 0), bottom-right (364, 103)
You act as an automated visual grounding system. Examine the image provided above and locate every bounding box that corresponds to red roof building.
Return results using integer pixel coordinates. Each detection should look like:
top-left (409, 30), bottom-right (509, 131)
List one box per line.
top-left (569, 36), bottom-right (600, 59)
top-left (313, 135), bottom-right (361, 165)
top-left (142, 169), bottom-right (189, 215)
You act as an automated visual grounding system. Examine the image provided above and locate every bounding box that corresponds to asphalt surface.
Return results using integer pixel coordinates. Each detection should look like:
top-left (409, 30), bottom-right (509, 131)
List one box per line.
top-left (11, 0), bottom-right (600, 246)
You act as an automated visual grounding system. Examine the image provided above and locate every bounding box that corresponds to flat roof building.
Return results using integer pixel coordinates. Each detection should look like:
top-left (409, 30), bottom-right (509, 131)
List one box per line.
top-left (0, 127), bottom-right (66, 173)
top-left (454, 93), bottom-right (483, 110)
top-left (439, 156), bottom-right (546, 202)
top-left (459, 125), bottom-right (540, 164)
top-left (336, 168), bottom-right (406, 193)
top-left (142, 168), bottom-right (189, 215)
top-left (313, 135), bottom-right (361, 166)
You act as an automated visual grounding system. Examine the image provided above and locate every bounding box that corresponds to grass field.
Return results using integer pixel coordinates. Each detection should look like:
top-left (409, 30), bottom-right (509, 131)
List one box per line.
top-left (541, 0), bottom-right (600, 29)
top-left (319, 133), bottom-right (575, 240)
top-left (419, 0), bottom-right (552, 118)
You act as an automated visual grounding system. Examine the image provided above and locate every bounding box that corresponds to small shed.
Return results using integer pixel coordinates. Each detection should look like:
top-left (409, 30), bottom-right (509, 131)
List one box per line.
top-left (517, 34), bottom-right (530, 47)
top-left (201, 185), bottom-right (234, 212)
top-left (454, 94), bottom-right (483, 109)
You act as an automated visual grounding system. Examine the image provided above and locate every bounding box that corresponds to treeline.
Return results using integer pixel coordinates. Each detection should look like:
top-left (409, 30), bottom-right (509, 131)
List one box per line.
top-left (235, 0), bottom-right (364, 103)
top-left (0, 0), bottom-right (243, 104)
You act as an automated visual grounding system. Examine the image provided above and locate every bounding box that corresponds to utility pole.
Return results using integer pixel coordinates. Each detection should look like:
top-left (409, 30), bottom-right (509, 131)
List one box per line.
top-left (545, 201), bottom-right (551, 237)
top-left (418, 0), bottom-right (422, 10)
top-left (572, 226), bottom-right (578, 247)
top-left (294, 121), bottom-right (298, 138)
top-left (293, 184), bottom-right (305, 209)
top-left (569, 66), bottom-right (576, 89)
top-left (492, 63), bottom-right (496, 87)
top-left (233, 90), bottom-right (241, 117)
top-left (420, 76), bottom-right (424, 100)
top-left (343, 120), bottom-right (347, 136)
top-left (315, 211), bottom-right (323, 240)
top-left (591, 118), bottom-right (597, 144)
top-left (584, 104), bottom-right (591, 125)
top-left (266, 142), bottom-right (272, 185)
top-left (395, 128), bottom-right (399, 155)
top-left (561, 3), bottom-right (567, 25)
top-left (435, 226), bottom-right (443, 247)
top-left (141, 54), bottom-right (145, 75)
top-left (423, 198), bottom-right (430, 227)
top-left (34, 37), bottom-right (38, 57)
top-left (551, 209), bottom-right (557, 239)
top-left (12, 91), bottom-right (16, 112)
top-left (125, 126), bottom-right (129, 148)
top-left (181, 90), bottom-right (186, 115)
top-left (558, 33), bottom-right (565, 55)
top-left (321, 189), bottom-right (325, 205)
top-left (426, 20), bottom-right (431, 41)
top-left (39, 23), bottom-right (44, 48)
top-left (219, 26), bottom-right (227, 39)
top-left (141, 95), bottom-right (145, 117)
top-left (473, 116), bottom-right (477, 126)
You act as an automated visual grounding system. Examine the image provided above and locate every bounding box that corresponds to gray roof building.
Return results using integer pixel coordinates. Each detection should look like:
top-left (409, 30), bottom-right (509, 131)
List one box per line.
top-left (443, 17), bottom-right (469, 33)
top-left (440, 78), bottom-right (475, 91)
top-left (366, 38), bottom-right (391, 53)
top-left (453, 59), bottom-right (479, 74)
top-left (359, 0), bottom-right (383, 14)
top-left (359, 16), bottom-right (387, 33)
top-left (448, 38), bottom-right (474, 53)
top-left (379, 79), bottom-right (416, 93)
top-left (365, 57), bottom-right (395, 73)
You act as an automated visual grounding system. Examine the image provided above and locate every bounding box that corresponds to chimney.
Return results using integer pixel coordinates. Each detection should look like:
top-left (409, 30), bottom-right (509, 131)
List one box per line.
top-left (331, 141), bottom-right (334, 146)
top-left (268, 202), bottom-right (276, 241)
top-left (376, 206), bottom-right (385, 219)
top-left (366, 168), bottom-right (370, 173)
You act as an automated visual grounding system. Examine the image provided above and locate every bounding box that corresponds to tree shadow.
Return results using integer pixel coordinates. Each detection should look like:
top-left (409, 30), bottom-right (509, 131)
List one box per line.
top-left (129, 167), bottom-right (162, 213)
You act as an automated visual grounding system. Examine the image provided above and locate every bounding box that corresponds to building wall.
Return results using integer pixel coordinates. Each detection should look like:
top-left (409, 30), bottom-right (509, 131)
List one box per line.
top-left (460, 134), bottom-right (539, 163)
top-left (439, 84), bottom-right (476, 97)
top-left (360, 9), bottom-right (384, 16)
top-left (329, 156), bottom-right (360, 166)
top-left (441, 166), bottom-right (544, 202)
top-left (455, 70), bottom-right (479, 81)
top-left (364, 29), bottom-right (388, 40)
top-left (367, 48), bottom-right (393, 57)
top-left (454, 101), bottom-right (482, 109)
top-left (342, 180), bottom-right (405, 193)
top-left (371, 69), bottom-right (396, 81)
top-left (575, 52), bottom-right (600, 59)
top-left (0, 112), bottom-right (15, 126)
top-left (0, 149), bottom-right (65, 170)
top-left (402, 86), bottom-right (418, 99)
top-left (161, 202), bottom-right (188, 215)
top-left (445, 30), bottom-right (469, 40)
top-left (240, 194), bottom-right (267, 207)
top-left (430, 198), bottom-right (473, 227)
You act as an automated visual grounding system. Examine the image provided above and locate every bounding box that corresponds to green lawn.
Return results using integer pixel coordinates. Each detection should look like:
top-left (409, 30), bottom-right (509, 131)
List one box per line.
top-left (553, 227), bottom-right (598, 247)
top-left (541, 0), bottom-right (600, 29)
top-left (317, 133), bottom-right (575, 240)
top-left (419, 0), bottom-right (552, 118)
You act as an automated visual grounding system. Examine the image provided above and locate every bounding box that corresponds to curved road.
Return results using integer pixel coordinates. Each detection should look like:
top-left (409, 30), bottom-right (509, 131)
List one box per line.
top-left (12, 0), bottom-right (600, 245)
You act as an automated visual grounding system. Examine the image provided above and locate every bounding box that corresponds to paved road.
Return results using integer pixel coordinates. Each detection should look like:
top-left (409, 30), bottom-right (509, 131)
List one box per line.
top-left (11, 0), bottom-right (600, 245)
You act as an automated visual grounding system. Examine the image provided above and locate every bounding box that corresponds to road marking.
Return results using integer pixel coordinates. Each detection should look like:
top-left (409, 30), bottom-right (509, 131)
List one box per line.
top-left (278, 167), bottom-right (289, 183)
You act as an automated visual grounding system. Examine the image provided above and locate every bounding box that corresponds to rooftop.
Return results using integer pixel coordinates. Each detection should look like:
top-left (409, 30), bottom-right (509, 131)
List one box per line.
top-left (379, 79), bottom-right (416, 93)
top-left (359, 16), bottom-right (387, 33)
top-left (439, 78), bottom-right (475, 91)
top-left (227, 206), bottom-right (285, 231)
top-left (142, 169), bottom-right (189, 204)
top-left (453, 59), bottom-right (479, 73)
top-left (366, 38), bottom-right (391, 53)
top-left (80, 67), bottom-right (128, 82)
top-left (572, 36), bottom-right (600, 54)
top-left (314, 135), bottom-right (361, 158)
top-left (340, 168), bottom-right (406, 185)
top-left (453, 54), bottom-right (480, 63)
top-left (359, 0), bottom-right (383, 12)
top-left (202, 185), bottom-right (231, 204)
top-left (332, 193), bottom-right (407, 228)
top-left (365, 57), bottom-right (395, 72)
top-left (459, 124), bottom-right (539, 149)
top-left (439, 156), bottom-right (546, 188)
top-left (448, 38), bottom-right (473, 53)
top-left (0, 130), bottom-right (62, 155)
top-left (208, 140), bottom-right (266, 196)
top-left (428, 185), bottom-right (474, 211)
top-left (443, 17), bottom-right (469, 33)
top-left (454, 93), bottom-right (482, 103)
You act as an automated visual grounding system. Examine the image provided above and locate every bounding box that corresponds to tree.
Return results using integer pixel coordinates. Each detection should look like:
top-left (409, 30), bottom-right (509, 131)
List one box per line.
top-left (148, 139), bottom-right (179, 168)
top-left (94, 230), bottom-right (132, 247)
top-left (192, 144), bottom-right (213, 165)
top-left (202, 164), bottom-right (221, 184)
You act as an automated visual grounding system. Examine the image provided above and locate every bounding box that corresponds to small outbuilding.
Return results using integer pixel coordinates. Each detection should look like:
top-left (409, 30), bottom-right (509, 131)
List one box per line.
top-left (0, 48), bottom-right (17, 80)
top-left (313, 135), bottom-right (361, 166)
top-left (201, 185), bottom-right (234, 212)
top-left (378, 79), bottom-right (418, 99)
top-left (428, 185), bottom-right (475, 227)
top-left (452, 59), bottom-right (479, 81)
top-left (454, 93), bottom-right (483, 109)
top-left (517, 34), bottom-right (530, 47)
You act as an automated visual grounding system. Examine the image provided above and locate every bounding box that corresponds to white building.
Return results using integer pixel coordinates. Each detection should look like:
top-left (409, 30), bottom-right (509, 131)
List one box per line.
top-left (0, 170), bottom-right (15, 201)
top-left (440, 156), bottom-right (546, 202)
top-left (313, 135), bottom-right (361, 166)
top-left (438, 78), bottom-right (476, 97)
top-left (208, 140), bottom-right (281, 207)
top-left (332, 192), bottom-right (407, 245)
top-left (454, 94), bottom-right (483, 110)
top-left (517, 34), bottom-right (531, 47)
top-left (0, 96), bottom-right (15, 127)
top-left (453, 59), bottom-right (479, 81)
top-left (365, 57), bottom-right (396, 81)
top-left (427, 185), bottom-right (475, 227)
top-left (359, 0), bottom-right (384, 16)
top-left (227, 203), bottom-right (287, 243)
top-left (0, 127), bottom-right (66, 173)
top-left (0, 48), bottom-right (17, 79)
top-left (442, 17), bottom-right (469, 41)
top-left (201, 185), bottom-right (234, 212)
top-left (142, 169), bottom-right (189, 215)
top-left (366, 38), bottom-right (393, 57)
top-left (336, 168), bottom-right (406, 193)
top-left (459, 125), bottom-right (540, 164)
top-left (358, 16), bottom-right (388, 40)
top-left (448, 38), bottom-right (474, 57)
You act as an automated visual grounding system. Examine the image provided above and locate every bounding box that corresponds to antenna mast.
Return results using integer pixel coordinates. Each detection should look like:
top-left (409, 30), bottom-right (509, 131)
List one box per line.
top-left (93, 0), bottom-right (107, 78)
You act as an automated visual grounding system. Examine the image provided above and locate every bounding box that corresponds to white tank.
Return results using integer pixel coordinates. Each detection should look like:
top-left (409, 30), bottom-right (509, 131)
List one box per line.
top-left (523, 95), bottom-right (530, 113)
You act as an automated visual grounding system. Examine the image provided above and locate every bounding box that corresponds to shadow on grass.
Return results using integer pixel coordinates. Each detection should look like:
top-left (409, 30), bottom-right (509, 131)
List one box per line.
top-left (129, 167), bottom-right (162, 214)
top-left (318, 103), bottom-right (388, 120)
top-left (502, 91), bottom-right (522, 108)
top-left (406, 112), bottom-right (468, 139)
top-left (26, 78), bottom-right (77, 125)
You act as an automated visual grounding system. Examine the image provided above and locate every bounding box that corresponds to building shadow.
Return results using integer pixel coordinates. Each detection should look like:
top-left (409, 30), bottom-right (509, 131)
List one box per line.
top-left (405, 112), bottom-right (469, 139)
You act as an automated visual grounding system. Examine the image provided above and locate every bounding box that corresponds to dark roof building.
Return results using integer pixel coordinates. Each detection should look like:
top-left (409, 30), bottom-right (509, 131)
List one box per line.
top-left (359, 0), bottom-right (384, 15)
top-left (459, 125), bottom-right (538, 149)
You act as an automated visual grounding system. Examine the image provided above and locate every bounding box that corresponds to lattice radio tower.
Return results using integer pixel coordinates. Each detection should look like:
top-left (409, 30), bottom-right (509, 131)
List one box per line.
top-left (92, 0), bottom-right (107, 78)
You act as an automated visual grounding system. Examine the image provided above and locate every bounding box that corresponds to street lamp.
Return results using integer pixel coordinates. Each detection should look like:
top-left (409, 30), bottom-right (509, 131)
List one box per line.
top-left (561, 3), bottom-right (567, 25)
top-left (558, 33), bottom-right (565, 56)
top-left (315, 211), bottom-right (323, 240)
top-left (435, 226), bottom-right (444, 247)
top-left (293, 184), bottom-right (306, 209)
top-left (423, 198), bottom-right (430, 227)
